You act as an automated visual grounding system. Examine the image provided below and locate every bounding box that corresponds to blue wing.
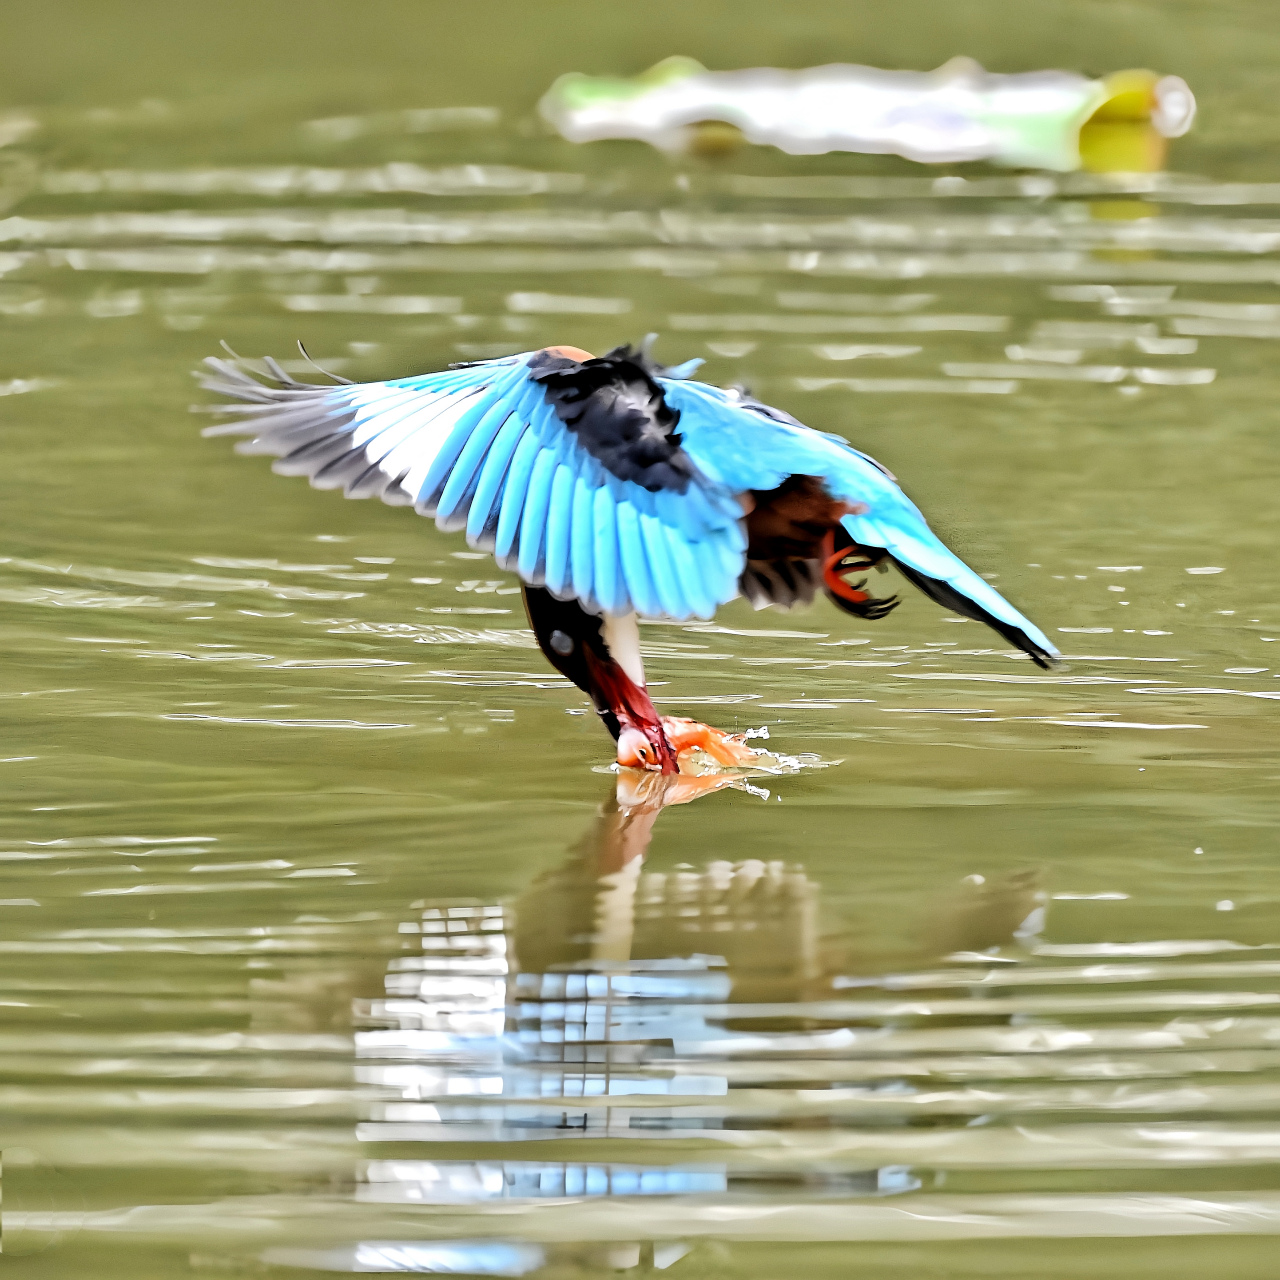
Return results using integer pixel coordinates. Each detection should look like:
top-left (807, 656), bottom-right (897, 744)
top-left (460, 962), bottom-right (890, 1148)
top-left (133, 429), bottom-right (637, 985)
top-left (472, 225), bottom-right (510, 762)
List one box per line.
top-left (198, 352), bottom-right (746, 621)
top-left (199, 349), bottom-right (1055, 657)
top-left (659, 377), bottom-right (1059, 664)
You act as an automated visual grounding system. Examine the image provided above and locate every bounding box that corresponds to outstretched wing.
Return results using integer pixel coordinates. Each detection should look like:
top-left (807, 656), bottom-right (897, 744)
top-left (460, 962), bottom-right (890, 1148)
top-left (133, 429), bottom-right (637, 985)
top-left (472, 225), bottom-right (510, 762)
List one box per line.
top-left (656, 378), bottom-right (1059, 667)
top-left (199, 345), bottom-right (1056, 661)
top-left (198, 352), bottom-right (747, 621)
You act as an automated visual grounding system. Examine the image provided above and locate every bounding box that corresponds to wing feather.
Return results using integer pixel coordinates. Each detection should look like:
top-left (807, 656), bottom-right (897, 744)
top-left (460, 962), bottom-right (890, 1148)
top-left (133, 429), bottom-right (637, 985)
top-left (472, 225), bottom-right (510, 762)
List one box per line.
top-left (466, 414), bottom-right (528, 548)
top-left (542, 459), bottom-right (576, 596)
top-left (659, 375), bottom-right (1057, 661)
top-left (592, 485), bottom-right (623, 615)
top-left (346, 444), bottom-right (422, 501)
top-left (413, 385), bottom-right (522, 514)
top-left (664, 524), bottom-right (717, 620)
top-left (396, 390), bottom-right (488, 506)
top-left (570, 467), bottom-right (597, 606)
top-left (437, 400), bottom-right (517, 527)
top-left (640, 509), bottom-right (688, 619)
top-left (200, 352), bottom-right (752, 621)
top-left (843, 511), bottom-right (1057, 665)
top-left (308, 390), bottom-right (441, 492)
top-left (271, 430), bottom-right (361, 477)
top-left (347, 387), bottom-right (440, 449)
top-left (441, 375), bottom-right (544, 526)
top-left (230, 406), bottom-right (356, 454)
top-left (494, 429), bottom-right (542, 567)
top-left (349, 391), bottom-right (471, 483)
top-left (516, 439), bottom-right (565, 584)
top-left (308, 440), bottom-right (385, 492)
top-left (615, 499), bottom-right (660, 619)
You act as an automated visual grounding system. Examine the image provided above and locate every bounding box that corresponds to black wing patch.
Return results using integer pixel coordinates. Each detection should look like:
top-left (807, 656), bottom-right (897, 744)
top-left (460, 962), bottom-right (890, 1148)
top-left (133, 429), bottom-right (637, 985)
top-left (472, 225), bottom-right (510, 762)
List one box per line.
top-left (528, 345), bottom-right (694, 493)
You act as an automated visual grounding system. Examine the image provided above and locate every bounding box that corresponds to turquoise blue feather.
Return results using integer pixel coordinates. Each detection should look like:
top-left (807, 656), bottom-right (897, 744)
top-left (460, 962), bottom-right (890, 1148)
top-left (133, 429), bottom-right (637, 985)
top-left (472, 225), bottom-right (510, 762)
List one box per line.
top-left (206, 349), bottom-right (1053, 642)
top-left (493, 429), bottom-right (542, 566)
top-left (466, 414), bottom-right (527, 545)
top-left (542, 459), bottom-right (576, 595)
top-left (411, 390), bottom-right (497, 512)
top-left (517, 436), bottom-right (567, 583)
top-left (640, 510), bottom-right (687, 619)
top-left (344, 389), bottom-right (422, 451)
top-left (463, 381), bottom-right (544, 542)
top-left (591, 485), bottom-right (623, 615)
top-left (665, 528), bottom-right (716, 619)
top-left (444, 373), bottom-right (542, 516)
top-left (437, 398), bottom-right (520, 523)
top-left (569, 467), bottom-right (596, 605)
top-left (356, 368), bottom-right (500, 466)
top-left (615, 500), bottom-right (659, 618)
top-left (383, 362), bottom-right (512, 395)
top-left (414, 363), bottom-right (529, 512)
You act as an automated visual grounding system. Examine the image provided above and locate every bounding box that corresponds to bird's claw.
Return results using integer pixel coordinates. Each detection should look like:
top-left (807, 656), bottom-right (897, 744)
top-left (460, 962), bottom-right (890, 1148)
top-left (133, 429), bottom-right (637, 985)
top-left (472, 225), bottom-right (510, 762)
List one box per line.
top-left (659, 716), bottom-right (762, 768)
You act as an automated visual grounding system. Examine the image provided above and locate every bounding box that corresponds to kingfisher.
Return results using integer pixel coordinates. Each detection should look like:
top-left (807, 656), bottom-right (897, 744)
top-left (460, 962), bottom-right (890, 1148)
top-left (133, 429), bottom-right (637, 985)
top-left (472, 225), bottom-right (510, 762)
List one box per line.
top-left (199, 341), bottom-right (1057, 773)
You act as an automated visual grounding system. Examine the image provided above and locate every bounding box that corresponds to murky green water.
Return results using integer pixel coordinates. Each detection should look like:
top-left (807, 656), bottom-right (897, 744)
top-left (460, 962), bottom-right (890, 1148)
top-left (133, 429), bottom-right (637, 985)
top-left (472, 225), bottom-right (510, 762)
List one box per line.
top-left (3, 2), bottom-right (1280, 1275)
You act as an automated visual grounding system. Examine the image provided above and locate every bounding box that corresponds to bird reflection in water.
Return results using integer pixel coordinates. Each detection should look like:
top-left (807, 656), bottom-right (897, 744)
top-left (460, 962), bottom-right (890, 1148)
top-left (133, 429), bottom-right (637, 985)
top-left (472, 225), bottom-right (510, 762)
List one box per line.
top-left (341, 773), bottom-right (1046, 1276)
top-left (511, 770), bottom-right (820, 1006)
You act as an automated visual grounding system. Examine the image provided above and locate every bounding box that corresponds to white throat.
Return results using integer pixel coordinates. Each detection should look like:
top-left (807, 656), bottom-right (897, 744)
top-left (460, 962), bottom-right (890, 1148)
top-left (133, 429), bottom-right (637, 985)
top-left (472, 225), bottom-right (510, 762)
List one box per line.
top-left (601, 612), bottom-right (646, 687)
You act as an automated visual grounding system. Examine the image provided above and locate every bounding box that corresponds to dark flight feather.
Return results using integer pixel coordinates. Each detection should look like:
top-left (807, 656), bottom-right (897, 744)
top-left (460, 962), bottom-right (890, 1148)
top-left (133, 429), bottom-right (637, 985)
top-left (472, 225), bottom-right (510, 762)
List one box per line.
top-left (528, 345), bottom-right (695, 493)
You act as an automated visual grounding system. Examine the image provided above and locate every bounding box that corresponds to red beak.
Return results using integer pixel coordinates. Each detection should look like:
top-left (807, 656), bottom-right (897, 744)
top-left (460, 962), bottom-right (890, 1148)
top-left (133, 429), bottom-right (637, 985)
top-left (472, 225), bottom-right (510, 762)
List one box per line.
top-left (583, 647), bottom-right (679, 774)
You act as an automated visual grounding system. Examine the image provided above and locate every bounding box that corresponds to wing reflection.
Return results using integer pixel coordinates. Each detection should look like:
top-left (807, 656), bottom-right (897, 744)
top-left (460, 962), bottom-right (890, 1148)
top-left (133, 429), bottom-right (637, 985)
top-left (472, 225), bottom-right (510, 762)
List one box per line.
top-left (354, 776), bottom-right (795, 1209)
top-left (350, 775), bottom-right (1046, 1227)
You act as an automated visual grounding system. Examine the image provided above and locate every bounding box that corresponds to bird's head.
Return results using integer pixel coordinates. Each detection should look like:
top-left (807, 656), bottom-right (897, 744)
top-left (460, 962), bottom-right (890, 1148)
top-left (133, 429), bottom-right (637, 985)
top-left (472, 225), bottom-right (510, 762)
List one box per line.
top-left (616, 723), bottom-right (678, 773)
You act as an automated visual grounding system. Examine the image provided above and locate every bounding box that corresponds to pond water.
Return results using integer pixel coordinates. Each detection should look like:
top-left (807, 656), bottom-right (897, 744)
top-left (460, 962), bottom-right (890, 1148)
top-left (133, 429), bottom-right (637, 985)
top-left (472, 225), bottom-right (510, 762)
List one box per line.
top-left (3, 2), bottom-right (1280, 1276)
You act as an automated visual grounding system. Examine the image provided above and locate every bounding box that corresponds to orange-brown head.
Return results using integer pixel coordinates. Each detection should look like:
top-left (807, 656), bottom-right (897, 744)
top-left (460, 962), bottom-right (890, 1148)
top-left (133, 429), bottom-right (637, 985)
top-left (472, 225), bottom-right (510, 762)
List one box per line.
top-left (542, 345), bottom-right (595, 363)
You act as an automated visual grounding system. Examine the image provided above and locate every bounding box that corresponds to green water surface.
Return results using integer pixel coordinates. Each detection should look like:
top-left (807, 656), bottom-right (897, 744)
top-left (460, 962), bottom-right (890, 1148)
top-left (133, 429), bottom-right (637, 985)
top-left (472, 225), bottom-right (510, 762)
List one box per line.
top-left (2, 2), bottom-right (1280, 1276)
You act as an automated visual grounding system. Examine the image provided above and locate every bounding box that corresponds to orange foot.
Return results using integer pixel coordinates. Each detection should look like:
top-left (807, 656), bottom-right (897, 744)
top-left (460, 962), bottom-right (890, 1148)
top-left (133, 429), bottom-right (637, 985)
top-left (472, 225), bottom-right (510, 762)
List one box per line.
top-left (660, 716), bottom-right (762, 768)
top-left (616, 769), bottom-right (744, 812)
